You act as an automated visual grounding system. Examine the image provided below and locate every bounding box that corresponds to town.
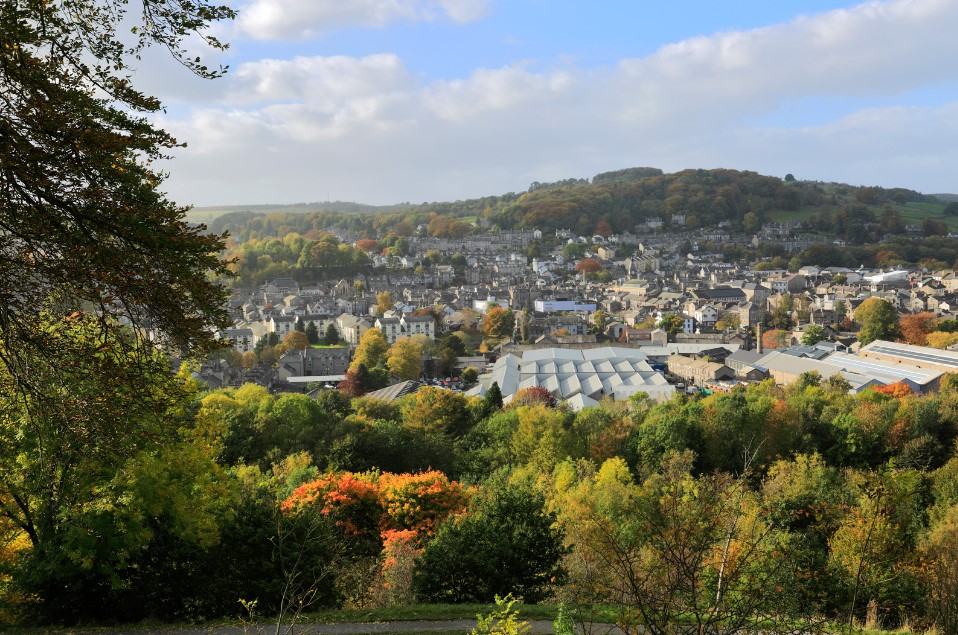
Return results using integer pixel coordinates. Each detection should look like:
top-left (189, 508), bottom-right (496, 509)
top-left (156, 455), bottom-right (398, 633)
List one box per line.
top-left (198, 222), bottom-right (958, 405)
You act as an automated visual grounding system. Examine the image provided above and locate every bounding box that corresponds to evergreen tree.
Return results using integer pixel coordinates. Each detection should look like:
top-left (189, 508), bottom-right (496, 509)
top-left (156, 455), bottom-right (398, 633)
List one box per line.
top-left (324, 324), bottom-right (340, 346)
top-left (485, 382), bottom-right (504, 412)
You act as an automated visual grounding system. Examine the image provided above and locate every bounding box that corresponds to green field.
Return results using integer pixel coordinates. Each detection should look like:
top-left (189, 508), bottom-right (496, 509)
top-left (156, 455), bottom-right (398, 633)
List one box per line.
top-left (184, 204), bottom-right (330, 226)
top-left (766, 199), bottom-right (957, 230)
top-left (765, 205), bottom-right (821, 224)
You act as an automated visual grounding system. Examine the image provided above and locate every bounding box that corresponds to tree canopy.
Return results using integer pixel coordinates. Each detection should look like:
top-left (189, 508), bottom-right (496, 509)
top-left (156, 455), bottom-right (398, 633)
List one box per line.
top-left (0, 0), bottom-right (234, 361)
top-left (856, 298), bottom-right (900, 346)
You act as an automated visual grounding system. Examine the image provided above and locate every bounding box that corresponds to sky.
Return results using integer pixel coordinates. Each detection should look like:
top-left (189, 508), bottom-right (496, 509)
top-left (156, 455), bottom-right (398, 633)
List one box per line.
top-left (148, 0), bottom-right (958, 207)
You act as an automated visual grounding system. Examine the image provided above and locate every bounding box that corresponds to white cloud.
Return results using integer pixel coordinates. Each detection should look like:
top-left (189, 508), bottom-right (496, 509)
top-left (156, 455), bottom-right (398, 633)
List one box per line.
top-left (237, 0), bottom-right (491, 40)
top-left (614, 0), bottom-right (958, 127)
top-left (160, 0), bottom-right (958, 205)
top-left (228, 54), bottom-right (414, 104)
top-left (422, 65), bottom-right (575, 122)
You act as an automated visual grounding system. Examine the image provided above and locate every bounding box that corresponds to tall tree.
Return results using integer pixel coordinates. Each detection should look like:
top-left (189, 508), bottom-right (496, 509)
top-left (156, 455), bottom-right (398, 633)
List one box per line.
top-left (657, 313), bottom-right (684, 336)
top-left (835, 299), bottom-right (848, 326)
top-left (0, 312), bottom-right (227, 618)
top-left (856, 298), bottom-right (900, 346)
top-left (801, 324), bottom-right (828, 346)
top-left (399, 387), bottom-right (472, 437)
top-left (376, 291), bottom-right (394, 316)
top-left (899, 312), bottom-right (937, 347)
top-left (0, 0), bottom-right (234, 617)
top-left (575, 258), bottom-right (603, 274)
top-left (591, 309), bottom-right (609, 339)
top-left (0, 0), bottom-right (234, 364)
top-left (481, 306), bottom-right (515, 341)
top-left (555, 453), bottom-right (813, 635)
top-left (386, 337), bottom-right (424, 381)
top-left (323, 324), bottom-right (340, 346)
top-left (350, 329), bottom-right (389, 372)
top-left (281, 330), bottom-right (309, 352)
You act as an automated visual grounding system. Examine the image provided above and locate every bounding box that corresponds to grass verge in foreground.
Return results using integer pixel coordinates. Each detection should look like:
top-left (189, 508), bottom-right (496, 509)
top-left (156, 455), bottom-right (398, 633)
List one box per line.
top-left (307, 603), bottom-right (566, 623)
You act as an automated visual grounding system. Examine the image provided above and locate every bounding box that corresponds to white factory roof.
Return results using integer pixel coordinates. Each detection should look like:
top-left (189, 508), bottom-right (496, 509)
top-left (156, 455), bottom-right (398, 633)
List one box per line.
top-left (468, 347), bottom-right (674, 403)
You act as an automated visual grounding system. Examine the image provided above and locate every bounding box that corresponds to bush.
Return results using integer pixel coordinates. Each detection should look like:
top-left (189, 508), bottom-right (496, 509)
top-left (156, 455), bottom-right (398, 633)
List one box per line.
top-left (413, 482), bottom-right (565, 603)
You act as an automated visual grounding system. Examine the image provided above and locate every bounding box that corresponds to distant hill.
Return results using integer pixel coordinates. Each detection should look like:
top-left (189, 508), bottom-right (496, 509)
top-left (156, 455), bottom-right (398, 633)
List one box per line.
top-left (932, 193), bottom-right (958, 202)
top-left (185, 201), bottom-right (408, 227)
top-left (193, 167), bottom-right (954, 242)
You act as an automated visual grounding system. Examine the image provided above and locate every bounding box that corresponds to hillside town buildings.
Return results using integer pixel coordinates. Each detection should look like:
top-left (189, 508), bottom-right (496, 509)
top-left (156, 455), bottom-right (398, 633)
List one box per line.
top-left (198, 224), bottom-right (958, 404)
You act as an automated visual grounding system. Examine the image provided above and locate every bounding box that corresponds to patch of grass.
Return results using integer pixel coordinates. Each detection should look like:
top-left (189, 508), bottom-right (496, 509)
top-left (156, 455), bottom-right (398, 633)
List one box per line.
top-left (311, 344), bottom-right (349, 349)
top-left (306, 603), bottom-right (558, 623)
top-left (765, 206), bottom-right (821, 223)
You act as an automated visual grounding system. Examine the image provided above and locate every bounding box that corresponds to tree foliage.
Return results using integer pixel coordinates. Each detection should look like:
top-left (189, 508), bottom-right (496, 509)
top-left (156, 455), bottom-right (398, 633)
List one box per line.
top-left (0, 0), bottom-right (234, 362)
top-left (387, 337), bottom-right (424, 381)
top-left (481, 306), bottom-right (515, 341)
top-left (899, 312), bottom-right (937, 347)
top-left (413, 482), bottom-right (565, 603)
top-left (801, 324), bottom-right (828, 346)
top-left (657, 314), bottom-right (684, 336)
top-left (575, 258), bottom-right (602, 274)
top-left (0, 312), bottom-right (229, 620)
top-left (856, 298), bottom-right (900, 346)
top-left (351, 329), bottom-right (389, 373)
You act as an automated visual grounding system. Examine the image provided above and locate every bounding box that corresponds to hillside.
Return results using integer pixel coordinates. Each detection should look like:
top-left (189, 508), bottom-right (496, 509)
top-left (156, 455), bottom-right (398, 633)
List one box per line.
top-left (201, 167), bottom-right (956, 246)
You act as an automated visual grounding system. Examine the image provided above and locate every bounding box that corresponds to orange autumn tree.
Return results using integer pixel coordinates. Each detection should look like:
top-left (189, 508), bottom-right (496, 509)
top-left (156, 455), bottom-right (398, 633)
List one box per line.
top-left (899, 312), bottom-right (937, 346)
top-left (762, 328), bottom-right (789, 350)
top-left (356, 239), bottom-right (380, 253)
top-left (378, 471), bottom-right (469, 536)
top-left (873, 381), bottom-right (914, 399)
top-left (282, 471), bottom-right (382, 541)
top-left (575, 258), bottom-right (602, 274)
top-left (283, 469), bottom-right (470, 604)
top-left (283, 469), bottom-right (469, 541)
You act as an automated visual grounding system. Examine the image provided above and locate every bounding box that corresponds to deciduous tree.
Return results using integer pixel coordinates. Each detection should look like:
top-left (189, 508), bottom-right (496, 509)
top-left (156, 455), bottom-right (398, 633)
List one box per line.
top-left (899, 312), bottom-right (937, 347)
top-left (413, 482), bottom-right (564, 603)
top-left (376, 291), bottom-right (394, 316)
top-left (555, 453), bottom-right (813, 635)
top-left (763, 328), bottom-right (788, 350)
top-left (856, 298), bottom-right (900, 346)
top-left (350, 329), bottom-right (388, 373)
top-left (0, 312), bottom-right (228, 618)
top-left (399, 387), bottom-right (473, 437)
top-left (281, 330), bottom-right (309, 353)
top-left (481, 306), bottom-right (515, 341)
top-left (801, 324), bottom-right (828, 346)
top-left (0, 0), bottom-right (234, 370)
top-left (575, 258), bottom-right (602, 274)
top-left (657, 313), bottom-right (684, 336)
top-left (928, 332), bottom-right (958, 349)
top-left (386, 337), bottom-right (423, 381)
top-left (591, 309), bottom-right (609, 338)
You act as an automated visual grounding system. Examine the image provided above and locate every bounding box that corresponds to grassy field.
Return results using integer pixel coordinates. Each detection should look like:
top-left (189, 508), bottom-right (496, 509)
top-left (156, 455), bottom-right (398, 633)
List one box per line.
top-left (766, 205), bottom-right (820, 224)
top-left (766, 199), bottom-right (958, 231)
top-left (892, 201), bottom-right (958, 230)
top-left (183, 204), bottom-right (326, 226)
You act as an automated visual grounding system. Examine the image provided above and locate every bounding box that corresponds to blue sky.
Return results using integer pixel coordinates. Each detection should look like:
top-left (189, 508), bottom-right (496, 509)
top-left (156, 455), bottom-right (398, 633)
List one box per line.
top-left (151, 0), bottom-right (958, 206)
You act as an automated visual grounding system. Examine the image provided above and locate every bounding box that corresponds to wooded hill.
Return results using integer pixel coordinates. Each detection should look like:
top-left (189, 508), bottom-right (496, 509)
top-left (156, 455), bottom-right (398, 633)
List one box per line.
top-left (202, 167), bottom-right (950, 244)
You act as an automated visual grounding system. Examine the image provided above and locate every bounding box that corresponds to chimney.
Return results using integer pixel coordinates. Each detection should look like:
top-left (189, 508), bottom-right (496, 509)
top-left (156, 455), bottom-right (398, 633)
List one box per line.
top-left (756, 323), bottom-right (763, 354)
